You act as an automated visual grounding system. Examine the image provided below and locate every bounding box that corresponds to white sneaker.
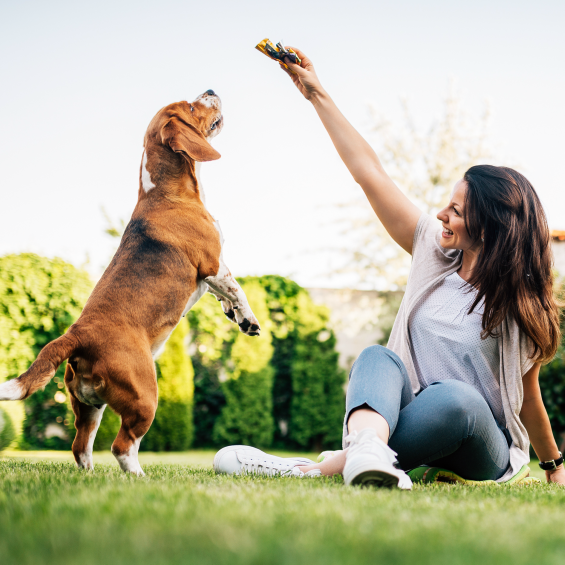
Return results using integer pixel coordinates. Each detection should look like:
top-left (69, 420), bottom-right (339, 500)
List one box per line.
top-left (343, 429), bottom-right (412, 490)
top-left (213, 445), bottom-right (321, 478)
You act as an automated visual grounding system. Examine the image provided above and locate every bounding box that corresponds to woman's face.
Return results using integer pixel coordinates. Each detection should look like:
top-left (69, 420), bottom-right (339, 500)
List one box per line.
top-left (437, 180), bottom-right (481, 252)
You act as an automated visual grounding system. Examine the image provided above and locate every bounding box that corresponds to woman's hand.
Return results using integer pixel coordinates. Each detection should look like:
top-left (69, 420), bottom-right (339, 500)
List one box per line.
top-left (279, 47), bottom-right (325, 103)
top-left (546, 464), bottom-right (565, 485)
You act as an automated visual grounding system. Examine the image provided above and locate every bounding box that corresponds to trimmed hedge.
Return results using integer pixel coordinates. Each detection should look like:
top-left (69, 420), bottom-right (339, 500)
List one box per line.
top-left (0, 406), bottom-right (16, 451)
top-left (213, 280), bottom-right (275, 448)
top-left (255, 276), bottom-right (346, 451)
top-left (0, 254), bottom-right (92, 449)
top-left (143, 319), bottom-right (194, 451)
top-left (191, 275), bottom-right (346, 451)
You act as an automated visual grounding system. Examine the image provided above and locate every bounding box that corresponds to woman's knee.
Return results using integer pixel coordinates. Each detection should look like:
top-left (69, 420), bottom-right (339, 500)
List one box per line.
top-left (351, 345), bottom-right (406, 380)
top-left (426, 380), bottom-right (490, 423)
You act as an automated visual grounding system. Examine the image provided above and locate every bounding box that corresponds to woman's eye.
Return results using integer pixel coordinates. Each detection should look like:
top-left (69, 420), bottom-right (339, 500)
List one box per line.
top-left (453, 207), bottom-right (460, 216)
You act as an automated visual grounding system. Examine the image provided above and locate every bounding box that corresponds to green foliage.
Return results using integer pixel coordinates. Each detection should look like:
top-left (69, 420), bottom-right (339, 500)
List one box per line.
top-left (213, 281), bottom-right (275, 448)
top-left (0, 406), bottom-right (16, 451)
top-left (539, 342), bottom-right (565, 444)
top-left (143, 319), bottom-right (194, 451)
top-left (290, 330), bottom-right (345, 451)
top-left (92, 408), bottom-right (121, 451)
top-left (188, 292), bottom-right (235, 447)
top-left (256, 276), bottom-right (310, 448)
top-left (253, 276), bottom-right (346, 451)
top-left (0, 254), bottom-right (93, 449)
top-left (538, 288), bottom-right (565, 447)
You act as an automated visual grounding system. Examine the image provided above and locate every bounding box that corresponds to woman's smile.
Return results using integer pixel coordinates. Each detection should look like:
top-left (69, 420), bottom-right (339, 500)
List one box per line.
top-left (442, 225), bottom-right (454, 239)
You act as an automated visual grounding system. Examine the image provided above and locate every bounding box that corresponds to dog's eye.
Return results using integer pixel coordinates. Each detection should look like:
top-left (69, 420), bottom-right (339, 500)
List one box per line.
top-left (211, 120), bottom-right (219, 130)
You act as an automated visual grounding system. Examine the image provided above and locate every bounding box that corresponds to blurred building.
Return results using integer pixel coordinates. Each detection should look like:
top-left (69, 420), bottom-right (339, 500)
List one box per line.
top-left (551, 230), bottom-right (565, 275)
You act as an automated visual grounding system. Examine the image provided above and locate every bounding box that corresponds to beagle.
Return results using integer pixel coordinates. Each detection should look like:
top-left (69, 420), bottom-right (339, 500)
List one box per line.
top-left (0, 90), bottom-right (260, 475)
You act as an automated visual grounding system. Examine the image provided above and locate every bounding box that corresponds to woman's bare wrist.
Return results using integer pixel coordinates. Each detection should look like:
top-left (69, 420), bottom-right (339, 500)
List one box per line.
top-left (309, 88), bottom-right (330, 107)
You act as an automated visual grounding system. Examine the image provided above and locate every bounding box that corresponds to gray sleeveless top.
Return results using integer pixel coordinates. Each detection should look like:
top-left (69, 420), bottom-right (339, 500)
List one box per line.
top-left (409, 271), bottom-right (503, 425)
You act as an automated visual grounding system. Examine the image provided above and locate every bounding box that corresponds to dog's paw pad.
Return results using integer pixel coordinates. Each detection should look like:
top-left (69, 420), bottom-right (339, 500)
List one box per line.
top-left (239, 319), bottom-right (251, 332)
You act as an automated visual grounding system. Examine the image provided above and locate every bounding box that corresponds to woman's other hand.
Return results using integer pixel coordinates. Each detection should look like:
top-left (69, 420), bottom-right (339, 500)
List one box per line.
top-left (280, 47), bottom-right (325, 103)
top-left (546, 464), bottom-right (565, 486)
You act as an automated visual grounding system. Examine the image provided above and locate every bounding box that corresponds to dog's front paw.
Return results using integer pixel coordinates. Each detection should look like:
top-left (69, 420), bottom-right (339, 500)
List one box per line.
top-left (224, 305), bottom-right (237, 323)
top-left (238, 318), bottom-right (261, 337)
top-left (219, 299), bottom-right (238, 324)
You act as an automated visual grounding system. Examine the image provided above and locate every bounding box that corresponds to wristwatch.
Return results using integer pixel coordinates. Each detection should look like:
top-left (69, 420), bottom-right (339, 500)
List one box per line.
top-left (539, 451), bottom-right (564, 471)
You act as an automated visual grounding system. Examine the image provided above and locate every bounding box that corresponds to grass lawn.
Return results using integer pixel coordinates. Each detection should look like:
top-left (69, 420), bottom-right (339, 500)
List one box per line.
top-left (0, 450), bottom-right (563, 565)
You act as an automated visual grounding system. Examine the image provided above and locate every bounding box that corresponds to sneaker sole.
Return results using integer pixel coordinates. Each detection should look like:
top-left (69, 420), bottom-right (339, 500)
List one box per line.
top-left (344, 461), bottom-right (402, 488)
top-left (213, 445), bottom-right (315, 474)
top-left (350, 469), bottom-right (400, 488)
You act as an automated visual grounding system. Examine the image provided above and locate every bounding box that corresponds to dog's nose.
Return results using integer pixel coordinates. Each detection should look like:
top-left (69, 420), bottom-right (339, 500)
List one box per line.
top-left (205, 89), bottom-right (215, 96)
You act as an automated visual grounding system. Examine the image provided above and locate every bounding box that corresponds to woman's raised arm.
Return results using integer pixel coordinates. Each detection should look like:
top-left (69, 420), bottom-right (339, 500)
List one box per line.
top-left (282, 47), bottom-right (421, 254)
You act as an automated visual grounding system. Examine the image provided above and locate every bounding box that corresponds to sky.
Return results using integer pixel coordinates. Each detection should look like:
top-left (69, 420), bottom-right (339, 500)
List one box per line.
top-left (1, 0), bottom-right (564, 289)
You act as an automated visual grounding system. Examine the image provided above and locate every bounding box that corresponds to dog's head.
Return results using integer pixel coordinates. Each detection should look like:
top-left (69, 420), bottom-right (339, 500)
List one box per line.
top-left (145, 90), bottom-right (223, 165)
top-left (141, 90), bottom-right (223, 194)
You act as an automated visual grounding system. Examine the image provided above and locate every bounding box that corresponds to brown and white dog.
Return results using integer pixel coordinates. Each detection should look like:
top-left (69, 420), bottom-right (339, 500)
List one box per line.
top-left (0, 90), bottom-right (260, 475)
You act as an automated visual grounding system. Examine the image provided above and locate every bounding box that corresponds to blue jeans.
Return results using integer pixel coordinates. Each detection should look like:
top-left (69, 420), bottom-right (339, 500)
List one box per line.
top-left (344, 345), bottom-right (510, 481)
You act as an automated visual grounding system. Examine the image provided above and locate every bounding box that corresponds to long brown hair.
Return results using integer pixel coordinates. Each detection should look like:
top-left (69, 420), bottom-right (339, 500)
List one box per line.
top-left (463, 165), bottom-right (561, 364)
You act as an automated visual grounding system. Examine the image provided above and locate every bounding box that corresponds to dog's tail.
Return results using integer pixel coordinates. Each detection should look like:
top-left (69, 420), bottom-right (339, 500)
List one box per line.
top-left (0, 332), bottom-right (78, 401)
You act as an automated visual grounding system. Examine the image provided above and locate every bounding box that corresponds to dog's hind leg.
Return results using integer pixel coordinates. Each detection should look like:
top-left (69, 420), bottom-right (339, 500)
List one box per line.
top-left (108, 366), bottom-right (157, 476)
top-left (69, 393), bottom-right (106, 470)
top-left (110, 401), bottom-right (156, 476)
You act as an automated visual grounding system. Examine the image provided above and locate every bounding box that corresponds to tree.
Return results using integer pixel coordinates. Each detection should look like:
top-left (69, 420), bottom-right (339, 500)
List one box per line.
top-left (336, 86), bottom-right (492, 290)
top-left (213, 281), bottom-right (275, 448)
top-left (254, 276), bottom-right (346, 451)
top-left (0, 254), bottom-right (93, 449)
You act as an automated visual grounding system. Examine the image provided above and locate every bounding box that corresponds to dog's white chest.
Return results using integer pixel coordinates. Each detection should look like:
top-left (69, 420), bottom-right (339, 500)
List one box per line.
top-left (182, 280), bottom-right (208, 317)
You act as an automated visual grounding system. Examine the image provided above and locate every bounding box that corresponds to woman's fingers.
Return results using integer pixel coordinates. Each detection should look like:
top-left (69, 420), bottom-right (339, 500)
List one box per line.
top-left (282, 56), bottom-right (307, 76)
top-left (286, 46), bottom-right (313, 69)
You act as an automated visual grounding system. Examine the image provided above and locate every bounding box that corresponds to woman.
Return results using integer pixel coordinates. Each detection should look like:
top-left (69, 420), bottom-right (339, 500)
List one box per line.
top-left (214, 48), bottom-right (565, 489)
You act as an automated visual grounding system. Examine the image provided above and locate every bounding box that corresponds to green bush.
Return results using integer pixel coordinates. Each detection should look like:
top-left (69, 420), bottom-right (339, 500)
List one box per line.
top-left (539, 345), bottom-right (565, 446)
top-left (190, 276), bottom-right (346, 451)
top-left (213, 281), bottom-right (275, 448)
top-left (188, 292), bottom-right (235, 447)
top-left (0, 254), bottom-right (93, 449)
top-left (290, 328), bottom-right (345, 451)
top-left (0, 406), bottom-right (16, 451)
top-left (254, 276), bottom-right (346, 451)
top-left (255, 276), bottom-right (305, 448)
top-left (143, 318), bottom-right (194, 451)
top-left (92, 407), bottom-right (121, 451)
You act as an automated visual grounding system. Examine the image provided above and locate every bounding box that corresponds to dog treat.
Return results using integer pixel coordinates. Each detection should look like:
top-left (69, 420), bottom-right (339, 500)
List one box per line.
top-left (255, 39), bottom-right (301, 72)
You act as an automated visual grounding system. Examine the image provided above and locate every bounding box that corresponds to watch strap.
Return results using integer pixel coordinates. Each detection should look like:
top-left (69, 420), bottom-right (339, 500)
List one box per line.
top-left (539, 451), bottom-right (564, 471)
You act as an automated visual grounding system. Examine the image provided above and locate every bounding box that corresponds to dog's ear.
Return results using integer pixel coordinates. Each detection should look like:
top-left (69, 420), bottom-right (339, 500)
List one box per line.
top-left (161, 117), bottom-right (221, 162)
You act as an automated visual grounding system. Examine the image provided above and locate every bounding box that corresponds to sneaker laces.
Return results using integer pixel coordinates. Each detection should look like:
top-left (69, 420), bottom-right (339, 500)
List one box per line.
top-left (239, 455), bottom-right (300, 477)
